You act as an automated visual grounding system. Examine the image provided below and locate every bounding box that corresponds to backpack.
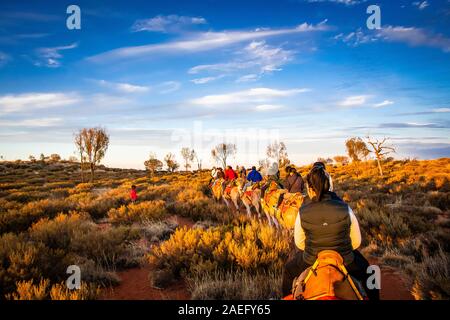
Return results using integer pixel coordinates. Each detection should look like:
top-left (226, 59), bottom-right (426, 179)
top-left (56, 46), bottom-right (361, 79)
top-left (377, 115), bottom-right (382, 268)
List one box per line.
top-left (291, 250), bottom-right (368, 300)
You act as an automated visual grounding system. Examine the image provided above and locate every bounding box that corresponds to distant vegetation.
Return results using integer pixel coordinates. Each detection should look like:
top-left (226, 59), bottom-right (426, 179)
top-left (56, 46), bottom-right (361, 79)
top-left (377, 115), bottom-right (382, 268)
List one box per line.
top-left (0, 157), bottom-right (448, 300)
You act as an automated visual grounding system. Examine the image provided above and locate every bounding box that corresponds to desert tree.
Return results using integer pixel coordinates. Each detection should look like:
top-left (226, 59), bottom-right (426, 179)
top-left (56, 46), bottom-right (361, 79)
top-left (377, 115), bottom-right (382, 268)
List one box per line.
top-left (345, 137), bottom-right (369, 162)
top-left (164, 152), bottom-right (179, 172)
top-left (39, 153), bottom-right (46, 162)
top-left (29, 155), bottom-right (36, 162)
top-left (193, 151), bottom-right (202, 170)
top-left (267, 141), bottom-right (290, 168)
top-left (366, 136), bottom-right (396, 176)
top-left (333, 155), bottom-right (349, 166)
top-left (211, 143), bottom-right (236, 168)
top-left (144, 152), bottom-right (163, 176)
top-left (74, 127), bottom-right (110, 182)
top-left (50, 154), bottom-right (61, 162)
top-left (180, 147), bottom-right (195, 172)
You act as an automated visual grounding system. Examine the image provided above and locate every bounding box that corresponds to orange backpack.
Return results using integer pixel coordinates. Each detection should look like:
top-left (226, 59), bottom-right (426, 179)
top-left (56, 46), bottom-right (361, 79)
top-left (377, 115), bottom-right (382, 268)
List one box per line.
top-left (291, 250), bottom-right (367, 300)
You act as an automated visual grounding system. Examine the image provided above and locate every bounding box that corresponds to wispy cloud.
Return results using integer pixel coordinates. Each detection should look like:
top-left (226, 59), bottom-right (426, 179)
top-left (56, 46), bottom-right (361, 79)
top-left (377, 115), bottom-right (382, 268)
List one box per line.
top-left (190, 76), bottom-right (224, 84)
top-left (88, 21), bottom-right (329, 63)
top-left (336, 26), bottom-right (450, 53)
top-left (397, 107), bottom-right (450, 116)
top-left (189, 41), bottom-right (295, 82)
top-left (255, 104), bottom-right (283, 111)
top-left (304, 0), bottom-right (363, 5)
top-left (158, 81), bottom-right (181, 94)
top-left (34, 43), bottom-right (78, 67)
top-left (380, 26), bottom-right (450, 52)
top-left (190, 87), bottom-right (310, 107)
top-left (0, 51), bottom-right (10, 67)
top-left (338, 95), bottom-right (370, 107)
top-left (378, 122), bottom-right (448, 129)
top-left (0, 92), bottom-right (80, 114)
top-left (95, 79), bottom-right (150, 93)
top-left (131, 14), bottom-right (207, 33)
top-left (0, 117), bottom-right (63, 127)
top-left (373, 100), bottom-right (394, 108)
top-left (413, 1), bottom-right (429, 10)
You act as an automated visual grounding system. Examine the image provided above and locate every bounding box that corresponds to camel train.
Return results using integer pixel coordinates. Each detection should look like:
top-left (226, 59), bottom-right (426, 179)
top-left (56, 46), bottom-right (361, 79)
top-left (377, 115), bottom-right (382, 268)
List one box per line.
top-left (210, 162), bottom-right (304, 229)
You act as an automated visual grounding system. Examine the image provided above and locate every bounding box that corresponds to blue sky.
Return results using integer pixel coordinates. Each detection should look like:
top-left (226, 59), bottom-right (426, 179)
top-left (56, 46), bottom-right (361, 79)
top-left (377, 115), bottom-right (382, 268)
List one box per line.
top-left (0, 0), bottom-right (449, 169)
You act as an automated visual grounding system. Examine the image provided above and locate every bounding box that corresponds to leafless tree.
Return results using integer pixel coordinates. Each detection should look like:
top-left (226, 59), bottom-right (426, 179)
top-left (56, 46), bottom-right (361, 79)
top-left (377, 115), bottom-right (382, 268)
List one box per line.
top-left (74, 127), bottom-right (110, 182)
top-left (211, 143), bottom-right (236, 168)
top-left (366, 136), bottom-right (396, 176)
top-left (180, 147), bottom-right (195, 171)
top-left (267, 141), bottom-right (290, 168)
top-left (333, 155), bottom-right (349, 166)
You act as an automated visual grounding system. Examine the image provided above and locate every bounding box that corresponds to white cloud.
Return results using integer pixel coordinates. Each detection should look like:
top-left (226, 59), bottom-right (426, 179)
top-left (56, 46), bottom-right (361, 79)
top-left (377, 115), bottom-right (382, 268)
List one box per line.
top-left (96, 79), bottom-right (150, 93)
top-left (373, 100), bottom-right (394, 107)
top-left (305, 0), bottom-right (362, 5)
top-left (131, 15), bottom-right (207, 33)
top-left (236, 74), bottom-right (260, 83)
top-left (88, 21), bottom-right (329, 63)
top-left (189, 41), bottom-right (295, 82)
top-left (0, 51), bottom-right (10, 67)
top-left (379, 26), bottom-right (450, 52)
top-left (0, 117), bottom-right (63, 127)
top-left (255, 104), bottom-right (283, 111)
top-left (190, 87), bottom-right (310, 107)
top-left (190, 76), bottom-right (223, 84)
top-left (413, 1), bottom-right (429, 10)
top-left (34, 43), bottom-right (78, 67)
top-left (0, 92), bottom-right (80, 113)
top-left (338, 95), bottom-right (370, 107)
top-left (432, 108), bottom-right (450, 113)
top-left (337, 26), bottom-right (450, 53)
top-left (158, 81), bottom-right (181, 94)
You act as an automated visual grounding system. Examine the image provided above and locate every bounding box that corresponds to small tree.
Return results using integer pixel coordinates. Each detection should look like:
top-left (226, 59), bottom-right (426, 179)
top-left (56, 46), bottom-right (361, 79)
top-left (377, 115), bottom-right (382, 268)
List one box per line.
top-left (29, 155), bottom-right (36, 162)
top-left (68, 156), bottom-right (78, 163)
top-left (333, 155), bottom-right (349, 166)
top-left (211, 143), bottom-right (236, 168)
top-left (164, 153), bottom-right (179, 172)
top-left (193, 151), bottom-right (202, 171)
top-left (50, 154), bottom-right (61, 162)
top-left (180, 147), bottom-right (195, 171)
top-left (144, 153), bottom-right (163, 176)
top-left (366, 136), bottom-right (396, 176)
top-left (267, 141), bottom-right (290, 168)
top-left (345, 137), bottom-right (369, 162)
top-left (74, 127), bottom-right (110, 182)
top-left (40, 153), bottom-right (46, 162)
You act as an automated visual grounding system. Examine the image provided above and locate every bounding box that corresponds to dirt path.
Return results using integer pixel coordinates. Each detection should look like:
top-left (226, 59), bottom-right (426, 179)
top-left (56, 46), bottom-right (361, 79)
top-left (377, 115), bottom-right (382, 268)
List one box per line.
top-left (368, 257), bottom-right (414, 300)
top-left (99, 214), bottom-right (194, 300)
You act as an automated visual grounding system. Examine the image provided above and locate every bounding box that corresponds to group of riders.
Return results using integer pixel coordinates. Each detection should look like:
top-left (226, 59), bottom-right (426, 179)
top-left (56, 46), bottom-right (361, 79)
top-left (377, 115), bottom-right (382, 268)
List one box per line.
top-left (209, 161), bottom-right (380, 300)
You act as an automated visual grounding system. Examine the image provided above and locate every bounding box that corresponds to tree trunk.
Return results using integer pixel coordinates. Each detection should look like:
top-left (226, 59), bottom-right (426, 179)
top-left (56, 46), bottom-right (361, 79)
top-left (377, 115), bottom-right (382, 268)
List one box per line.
top-left (90, 163), bottom-right (95, 182)
top-left (376, 157), bottom-right (383, 176)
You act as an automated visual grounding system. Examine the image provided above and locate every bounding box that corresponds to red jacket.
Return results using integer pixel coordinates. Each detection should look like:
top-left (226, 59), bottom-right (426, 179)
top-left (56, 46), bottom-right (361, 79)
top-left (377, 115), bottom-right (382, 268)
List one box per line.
top-left (130, 189), bottom-right (138, 201)
top-left (224, 168), bottom-right (238, 181)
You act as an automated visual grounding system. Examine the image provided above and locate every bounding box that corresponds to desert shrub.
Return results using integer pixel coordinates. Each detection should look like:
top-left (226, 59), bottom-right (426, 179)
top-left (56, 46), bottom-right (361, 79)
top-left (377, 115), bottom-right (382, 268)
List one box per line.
top-left (6, 278), bottom-right (100, 300)
top-left (107, 200), bottom-right (167, 224)
top-left (187, 269), bottom-right (282, 300)
top-left (0, 198), bottom-right (76, 234)
top-left (411, 249), bottom-right (450, 300)
top-left (141, 220), bottom-right (178, 242)
top-left (148, 221), bottom-right (290, 287)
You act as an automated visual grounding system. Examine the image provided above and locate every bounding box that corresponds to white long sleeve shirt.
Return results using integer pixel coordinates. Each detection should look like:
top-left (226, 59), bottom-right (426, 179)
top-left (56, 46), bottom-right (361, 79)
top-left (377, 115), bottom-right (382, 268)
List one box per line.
top-left (294, 206), bottom-right (361, 251)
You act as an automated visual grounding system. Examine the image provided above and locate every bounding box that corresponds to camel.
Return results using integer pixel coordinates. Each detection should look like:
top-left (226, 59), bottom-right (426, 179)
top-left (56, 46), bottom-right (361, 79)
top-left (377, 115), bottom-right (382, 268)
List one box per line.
top-left (235, 179), bottom-right (262, 219)
top-left (222, 178), bottom-right (242, 211)
top-left (260, 179), bottom-right (304, 229)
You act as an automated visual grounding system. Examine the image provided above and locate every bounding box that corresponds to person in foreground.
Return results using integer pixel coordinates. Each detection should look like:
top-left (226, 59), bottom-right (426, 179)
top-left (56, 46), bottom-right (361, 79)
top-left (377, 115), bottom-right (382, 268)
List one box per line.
top-left (282, 164), bottom-right (379, 300)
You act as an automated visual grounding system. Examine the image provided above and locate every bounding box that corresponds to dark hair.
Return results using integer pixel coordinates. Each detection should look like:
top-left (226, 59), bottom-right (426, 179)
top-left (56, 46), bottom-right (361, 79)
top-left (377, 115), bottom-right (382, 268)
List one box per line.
top-left (285, 165), bottom-right (291, 173)
top-left (289, 167), bottom-right (297, 174)
top-left (131, 185), bottom-right (136, 190)
top-left (306, 166), bottom-right (330, 201)
top-left (312, 161), bottom-right (326, 169)
top-left (251, 166), bottom-right (256, 170)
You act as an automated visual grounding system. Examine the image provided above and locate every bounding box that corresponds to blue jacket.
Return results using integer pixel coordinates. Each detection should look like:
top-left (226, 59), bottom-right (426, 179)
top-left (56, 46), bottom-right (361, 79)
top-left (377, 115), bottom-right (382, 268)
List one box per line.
top-left (247, 169), bottom-right (262, 182)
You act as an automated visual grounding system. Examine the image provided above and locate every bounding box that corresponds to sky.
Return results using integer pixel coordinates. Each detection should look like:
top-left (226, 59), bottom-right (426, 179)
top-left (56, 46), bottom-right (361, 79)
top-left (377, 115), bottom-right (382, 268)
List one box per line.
top-left (0, 0), bottom-right (449, 169)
